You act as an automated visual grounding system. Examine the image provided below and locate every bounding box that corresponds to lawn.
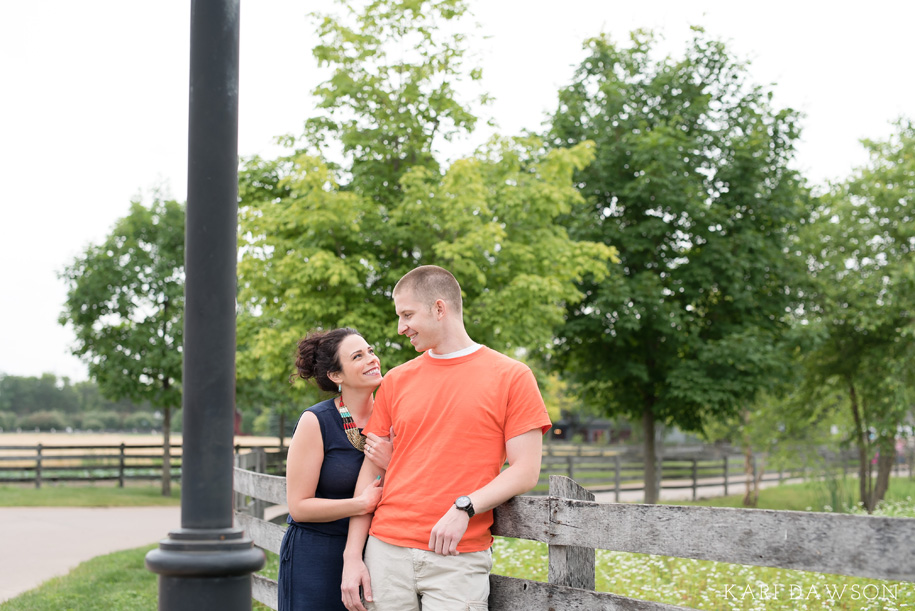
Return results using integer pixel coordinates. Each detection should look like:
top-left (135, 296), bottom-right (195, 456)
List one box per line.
top-left (4, 478), bottom-right (913, 610)
top-left (0, 483), bottom-right (180, 507)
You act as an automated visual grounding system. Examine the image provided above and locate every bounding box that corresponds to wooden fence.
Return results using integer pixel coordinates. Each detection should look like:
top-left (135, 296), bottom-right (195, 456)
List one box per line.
top-left (0, 443), bottom-right (284, 487)
top-left (4, 441), bottom-right (910, 496)
top-left (233, 456), bottom-right (915, 610)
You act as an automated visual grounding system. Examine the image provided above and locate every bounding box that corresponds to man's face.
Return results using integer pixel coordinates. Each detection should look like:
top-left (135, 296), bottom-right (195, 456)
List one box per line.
top-left (394, 289), bottom-right (439, 352)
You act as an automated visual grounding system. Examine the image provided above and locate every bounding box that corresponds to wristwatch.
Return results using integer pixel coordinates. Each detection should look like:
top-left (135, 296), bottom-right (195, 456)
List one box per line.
top-left (455, 495), bottom-right (475, 518)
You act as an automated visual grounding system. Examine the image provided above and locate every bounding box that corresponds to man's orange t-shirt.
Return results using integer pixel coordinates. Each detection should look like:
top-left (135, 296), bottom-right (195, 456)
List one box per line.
top-left (364, 346), bottom-right (551, 553)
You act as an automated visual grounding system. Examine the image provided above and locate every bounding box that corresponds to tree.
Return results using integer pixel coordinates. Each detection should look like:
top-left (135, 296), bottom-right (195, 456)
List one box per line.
top-left (0, 373), bottom-right (79, 416)
top-left (59, 197), bottom-right (184, 496)
top-left (302, 0), bottom-right (487, 206)
top-left (546, 30), bottom-right (809, 503)
top-left (798, 119), bottom-right (915, 512)
top-left (236, 0), bottom-right (616, 414)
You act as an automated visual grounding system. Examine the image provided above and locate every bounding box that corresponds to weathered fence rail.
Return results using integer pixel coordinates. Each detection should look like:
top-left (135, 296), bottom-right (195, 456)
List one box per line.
top-left (233, 460), bottom-right (915, 610)
top-left (0, 443), bottom-right (284, 487)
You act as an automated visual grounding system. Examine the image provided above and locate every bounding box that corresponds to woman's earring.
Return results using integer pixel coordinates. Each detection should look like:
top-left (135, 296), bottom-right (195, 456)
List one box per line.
top-left (337, 384), bottom-right (342, 393)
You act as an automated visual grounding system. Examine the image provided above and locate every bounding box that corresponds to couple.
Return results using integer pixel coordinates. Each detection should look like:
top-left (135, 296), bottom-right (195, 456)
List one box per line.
top-left (278, 265), bottom-right (552, 611)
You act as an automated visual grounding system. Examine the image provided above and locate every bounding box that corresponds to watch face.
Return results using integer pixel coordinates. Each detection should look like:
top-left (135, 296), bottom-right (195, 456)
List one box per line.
top-left (456, 496), bottom-right (471, 508)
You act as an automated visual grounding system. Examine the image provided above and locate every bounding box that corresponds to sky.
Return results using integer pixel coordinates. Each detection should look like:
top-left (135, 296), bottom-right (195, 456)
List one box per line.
top-left (1, 1), bottom-right (913, 383)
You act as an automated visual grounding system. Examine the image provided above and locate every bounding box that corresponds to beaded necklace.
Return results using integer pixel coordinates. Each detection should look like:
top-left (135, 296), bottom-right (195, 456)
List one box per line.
top-left (336, 396), bottom-right (366, 451)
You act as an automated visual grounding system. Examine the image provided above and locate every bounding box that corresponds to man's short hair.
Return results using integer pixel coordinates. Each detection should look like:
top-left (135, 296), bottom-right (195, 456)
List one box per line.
top-left (394, 265), bottom-right (463, 314)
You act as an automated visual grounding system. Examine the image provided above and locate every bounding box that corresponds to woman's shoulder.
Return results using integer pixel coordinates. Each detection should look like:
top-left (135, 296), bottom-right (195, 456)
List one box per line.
top-left (304, 398), bottom-right (337, 417)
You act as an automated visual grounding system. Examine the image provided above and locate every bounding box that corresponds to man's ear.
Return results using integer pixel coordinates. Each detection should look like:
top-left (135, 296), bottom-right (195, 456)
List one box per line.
top-left (433, 299), bottom-right (447, 320)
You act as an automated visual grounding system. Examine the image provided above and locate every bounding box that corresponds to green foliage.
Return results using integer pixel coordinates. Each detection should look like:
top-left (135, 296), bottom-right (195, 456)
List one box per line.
top-left (238, 139), bottom-right (616, 385)
top-left (798, 119), bottom-right (915, 509)
top-left (59, 198), bottom-right (184, 412)
top-left (124, 411), bottom-right (157, 430)
top-left (237, 1), bottom-right (616, 395)
top-left (0, 373), bottom-right (80, 415)
top-left (16, 410), bottom-right (68, 431)
top-left (0, 410), bottom-right (16, 430)
top-left (77, 410), bottom-right (121, 431)
top-left (302, 0), bottom-right (486, 205)
top-left (546, 31), bottom-right (810, 495)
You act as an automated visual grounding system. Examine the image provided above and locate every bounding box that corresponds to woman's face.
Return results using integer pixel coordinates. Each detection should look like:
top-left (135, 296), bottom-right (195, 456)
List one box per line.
top-left (334, 334), bottom-right (382, 392)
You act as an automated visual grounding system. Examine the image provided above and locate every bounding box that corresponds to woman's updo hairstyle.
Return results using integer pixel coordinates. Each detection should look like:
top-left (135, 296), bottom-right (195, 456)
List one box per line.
top-left (290, 328), bottom-right (361, 392)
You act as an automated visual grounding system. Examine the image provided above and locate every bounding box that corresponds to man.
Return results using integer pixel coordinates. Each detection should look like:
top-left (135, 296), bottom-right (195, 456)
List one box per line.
top-left (341, 265), bottom-right (551, 611)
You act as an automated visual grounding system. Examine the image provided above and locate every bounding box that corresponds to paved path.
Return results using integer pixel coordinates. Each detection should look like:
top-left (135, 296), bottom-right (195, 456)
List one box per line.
top-left (0, 506), bottom-right (180, 603)
top-left (591, 476), bottom-right (802, 504)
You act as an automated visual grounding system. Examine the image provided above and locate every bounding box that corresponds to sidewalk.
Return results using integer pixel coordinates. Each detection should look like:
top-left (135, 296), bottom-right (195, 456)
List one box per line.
top-left (591, 475), bottom-right (804, 504)
top-left (0, 506), bottom-right (180, 603)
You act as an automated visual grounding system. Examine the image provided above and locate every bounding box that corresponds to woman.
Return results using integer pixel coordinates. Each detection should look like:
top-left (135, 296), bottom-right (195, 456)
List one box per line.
top-left (278, 328), bottom-right (392, 611)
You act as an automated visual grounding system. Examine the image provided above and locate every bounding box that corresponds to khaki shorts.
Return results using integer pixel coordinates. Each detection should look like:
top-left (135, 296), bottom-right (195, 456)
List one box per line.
top-left (364, 535), bottom-right (492, 611)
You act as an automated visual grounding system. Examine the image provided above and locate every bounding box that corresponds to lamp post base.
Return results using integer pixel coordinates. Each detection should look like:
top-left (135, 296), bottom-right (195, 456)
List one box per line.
top-left (145, 527), bottom-right (265, 610)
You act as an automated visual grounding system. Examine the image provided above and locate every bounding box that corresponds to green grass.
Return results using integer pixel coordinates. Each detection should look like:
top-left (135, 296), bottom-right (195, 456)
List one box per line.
top-left (1, 545), bottom-right (159, 611)
top-left (492, 537), bottom-right (914, 610)
top-left (671, 477), bottom-right (915, 513)
top-left (0, 484), bottom-right (180, 507)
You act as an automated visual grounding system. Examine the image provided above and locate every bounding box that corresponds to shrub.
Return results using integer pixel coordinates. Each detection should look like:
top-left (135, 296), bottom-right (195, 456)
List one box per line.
top-left (0, 411), bottom-right (17, 430)
top-left (18, 410), bottom-right (68, 431)
top-left (125, 412), bottom-right (156, 431)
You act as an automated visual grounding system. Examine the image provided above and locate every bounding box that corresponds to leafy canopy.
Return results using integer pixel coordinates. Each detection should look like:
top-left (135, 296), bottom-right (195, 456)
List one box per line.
top-left (59, 198), bottom-right (184, 412)
top-left (548, 29), bottom-right (809, 432)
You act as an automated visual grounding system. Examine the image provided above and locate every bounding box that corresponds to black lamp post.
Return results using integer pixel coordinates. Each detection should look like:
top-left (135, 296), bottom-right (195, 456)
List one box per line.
top-left (145, 1), bottom-right (264, 607)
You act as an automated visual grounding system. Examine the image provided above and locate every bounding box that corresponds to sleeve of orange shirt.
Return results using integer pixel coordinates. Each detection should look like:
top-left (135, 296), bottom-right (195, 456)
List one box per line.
top-left (365, 377), bottom-right (392, 437)
top-left (504, 367), bottom-right (552, 441)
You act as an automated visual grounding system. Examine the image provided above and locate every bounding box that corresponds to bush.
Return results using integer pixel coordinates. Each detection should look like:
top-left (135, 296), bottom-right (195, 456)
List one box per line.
top-left (125, 412), bottom-right (156, 431)
top-left (18, 410), bottom-right (68, 431)
top-left (0, 411), bottom-right (17, 430)
top-left (76, 410), bottom-right (121, 430)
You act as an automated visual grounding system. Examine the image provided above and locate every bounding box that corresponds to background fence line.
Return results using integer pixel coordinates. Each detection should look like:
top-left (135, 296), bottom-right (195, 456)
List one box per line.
top-left (2, 442), bottom-right (911, 494)
top-left (0, 443), bottom-right (283, 487)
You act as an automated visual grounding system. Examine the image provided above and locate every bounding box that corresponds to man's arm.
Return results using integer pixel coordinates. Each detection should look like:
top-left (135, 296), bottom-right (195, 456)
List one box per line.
top-left (341, 458), bottom-right (385, 611)
top-left (427, 428), bottom-right (542, 556)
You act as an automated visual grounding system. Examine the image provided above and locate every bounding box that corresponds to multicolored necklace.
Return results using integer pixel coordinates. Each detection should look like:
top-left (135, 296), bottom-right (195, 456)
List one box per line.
top-left (336, 396), bottom-right (366, 451)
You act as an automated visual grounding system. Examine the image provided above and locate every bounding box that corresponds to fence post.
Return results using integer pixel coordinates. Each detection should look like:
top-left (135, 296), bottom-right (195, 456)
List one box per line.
top-left (566, 455), bottom-right (574, 482)
top-left (656, 456), bottom-right (663, 498)
top-left (614, 454), bottom-right (621, 503)
top-left (119, 443), bottom-right (126, 488)
top-left (691, 458), bottom-right (698, 501)
top-left (548, 476), bottom-right (595, 590)
top-left (35, 443), bottom-right (42, 489)
top-left (253, 448), bottom-right (266, 520)
top-left (723, 456), bottom-right (728, 497)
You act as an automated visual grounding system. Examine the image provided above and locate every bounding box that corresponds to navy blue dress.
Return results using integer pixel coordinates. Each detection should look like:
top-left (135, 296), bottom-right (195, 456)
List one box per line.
top-left (278, 399), bottom-right (365, 611)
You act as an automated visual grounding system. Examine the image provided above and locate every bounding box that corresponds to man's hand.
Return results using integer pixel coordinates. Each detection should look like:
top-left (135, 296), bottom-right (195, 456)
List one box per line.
top-left (341, 556), bottom-right (373, 611)
top-left (428, 505), bottom-right (470, 556)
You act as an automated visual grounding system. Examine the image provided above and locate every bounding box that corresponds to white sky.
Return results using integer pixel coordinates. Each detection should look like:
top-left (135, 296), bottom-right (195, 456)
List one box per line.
top-left (1, 1), bottom-right (913, 382)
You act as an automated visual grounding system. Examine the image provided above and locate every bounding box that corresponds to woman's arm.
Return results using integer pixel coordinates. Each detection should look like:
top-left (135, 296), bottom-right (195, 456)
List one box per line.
top-left (286, 410), bottom-right (383, 523)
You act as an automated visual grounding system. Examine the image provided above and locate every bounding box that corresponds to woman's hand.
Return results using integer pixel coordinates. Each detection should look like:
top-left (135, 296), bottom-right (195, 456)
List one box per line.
top-left (364, 427), bottom-right (395, 470)
top-left (356, 476), bottom-right (383, 515)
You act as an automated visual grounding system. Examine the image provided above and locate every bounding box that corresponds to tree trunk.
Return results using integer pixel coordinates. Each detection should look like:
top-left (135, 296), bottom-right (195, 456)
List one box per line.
top-left (847, 380), bottom-right (873, 512)
top-left (873, 439), bottom-right (895, 506)
top-left (642, 405), bottom-right (658, 504)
